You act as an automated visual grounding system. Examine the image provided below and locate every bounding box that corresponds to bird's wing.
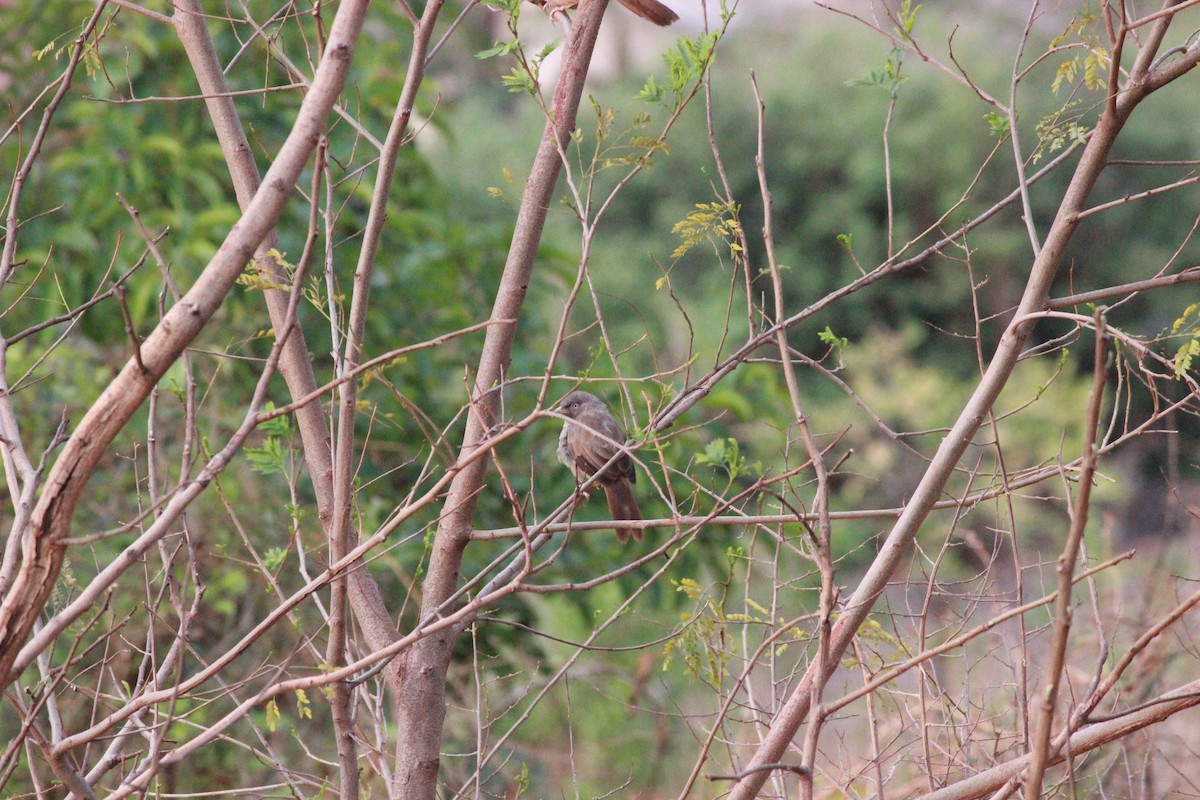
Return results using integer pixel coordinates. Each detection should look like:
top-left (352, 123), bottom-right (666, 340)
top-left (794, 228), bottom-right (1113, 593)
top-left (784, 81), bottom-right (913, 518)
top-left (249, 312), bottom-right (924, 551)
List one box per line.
top-left (569, 425), bottom-right (619, 476)
top-left (570, 422), bottom-right (634, 483)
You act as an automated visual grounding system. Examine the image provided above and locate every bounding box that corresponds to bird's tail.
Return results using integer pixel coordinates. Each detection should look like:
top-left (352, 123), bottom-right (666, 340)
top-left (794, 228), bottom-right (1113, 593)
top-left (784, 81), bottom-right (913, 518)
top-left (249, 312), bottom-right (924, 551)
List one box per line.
top-left (617, 0), bottom-right (679, 26)
top-left (605, 481), bottom-right (645, 543)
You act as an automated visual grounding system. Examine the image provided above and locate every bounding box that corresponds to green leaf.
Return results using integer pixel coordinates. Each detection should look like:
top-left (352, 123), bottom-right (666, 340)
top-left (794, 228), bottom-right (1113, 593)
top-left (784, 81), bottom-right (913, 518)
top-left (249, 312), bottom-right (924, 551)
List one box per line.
top-left (898, 0), bottom-right (921, 37)
top-left (33, 39), bottom-right (58, 60)
top-left (696, 437), bottom-right (755, 480)
top-left (819, 325), bottom-right (849, 350)
top-left (475, 40), bottom-right (518, 59)
top-left (1173, 338), bottom-right (1200, 378)
top-left (638, 73), bottom-right (664, 104)
top-left (263, 547), bottom-right (287, 572)
top-left (1083, 48), bottom-right (1109, 91)
top-left (1169, 302), bottom-right (1199, 334)
top-left (847, 47), bottom-right (905, 93)
top-left (983, 111), bottom-right (1011, 137)
top-left (512, 763), bottom-right (530, 798)
top-left (647, 32), bottom-right (719, 108)
top-left (501, 66), bottom-right (537, 95)
top-left (671, 201), bottom-right (741, 260)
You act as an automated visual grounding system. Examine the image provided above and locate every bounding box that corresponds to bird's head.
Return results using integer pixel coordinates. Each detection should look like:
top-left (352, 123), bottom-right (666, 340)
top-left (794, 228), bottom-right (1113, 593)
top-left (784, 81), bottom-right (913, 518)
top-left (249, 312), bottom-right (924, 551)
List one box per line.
top-left (556, 390), bottom-right (600, 419)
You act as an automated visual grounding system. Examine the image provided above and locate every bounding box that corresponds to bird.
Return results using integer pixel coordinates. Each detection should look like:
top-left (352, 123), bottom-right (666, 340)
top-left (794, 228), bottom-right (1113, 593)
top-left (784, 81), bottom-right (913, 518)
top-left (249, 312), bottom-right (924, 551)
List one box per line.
top-left (532, 0), bottom-right (679, 27)
top-left (556, 390), bottom-right (644, 542)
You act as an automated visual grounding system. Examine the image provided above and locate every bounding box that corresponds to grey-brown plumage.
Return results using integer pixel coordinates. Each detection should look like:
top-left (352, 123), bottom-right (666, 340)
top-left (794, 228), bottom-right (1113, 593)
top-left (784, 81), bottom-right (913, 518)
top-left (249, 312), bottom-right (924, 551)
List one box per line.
top-left (556, 390), bottom-right (643, 542)
top-left (533, 0), bottom-right (679, 27)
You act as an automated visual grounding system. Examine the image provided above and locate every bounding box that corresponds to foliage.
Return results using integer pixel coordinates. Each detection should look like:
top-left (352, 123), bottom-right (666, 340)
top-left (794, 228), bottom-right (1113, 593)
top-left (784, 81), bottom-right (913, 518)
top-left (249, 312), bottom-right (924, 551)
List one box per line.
top-left (4, 1), bottom-right (1200, 798)
top-left (1170, 303), bottom-right (1200, 378)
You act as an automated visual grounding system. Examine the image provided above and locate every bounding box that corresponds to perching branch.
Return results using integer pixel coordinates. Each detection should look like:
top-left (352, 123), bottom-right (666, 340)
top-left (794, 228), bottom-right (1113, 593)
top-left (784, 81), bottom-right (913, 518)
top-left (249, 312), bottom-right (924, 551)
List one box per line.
top-left (390, 2), bottom-right (615, 796)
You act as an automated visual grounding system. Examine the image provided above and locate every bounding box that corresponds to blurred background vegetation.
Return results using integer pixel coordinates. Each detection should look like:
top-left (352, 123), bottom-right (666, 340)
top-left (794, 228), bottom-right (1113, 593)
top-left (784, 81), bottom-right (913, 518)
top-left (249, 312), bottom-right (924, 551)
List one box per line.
top-left (3, 0), bottom-right (1199, 794)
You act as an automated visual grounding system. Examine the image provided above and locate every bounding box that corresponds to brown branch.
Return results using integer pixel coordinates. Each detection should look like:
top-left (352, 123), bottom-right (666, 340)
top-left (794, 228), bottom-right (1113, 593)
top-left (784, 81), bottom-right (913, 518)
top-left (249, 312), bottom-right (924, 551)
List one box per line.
top-left (727, 12), bottom-right (1171, 798)
top-left (1023, 310), bottom-right (1107, 799)
top-left (823, 550), bottom-right (1134, 717)
top-left (1048, 266), bottom-right (1200, 308)
top-left (709, 763), bottom-right (811, 782)
top-left (112, 285), bottom-right (146, 374)
top-left (389, 3), bottom-right (614, 795)
top-left (0, 0), bottom-right (112, 672)
top-left (328, 0), bottom-right (448, 719)
top-left (751, 69), bottom-right (836, 799)
top-left (0, 5), bottom-right (112, 536)
top-left (1076, 171), bottom-right (1200, 219)
top-left (7, 257), bottom-right (146, 346)
top-left (1124, 0), bottom-right (1200, 31)
top-left (171, 0), bottom-right (407, 702)
top-left (0, 0), bottom-right (372, 689)
top-left (971, 579), bottom-right (1200, 800)
top-left (921, 678), bottom-right (1200, 800)
top-left (87, 82), bottom-right (308, 103)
